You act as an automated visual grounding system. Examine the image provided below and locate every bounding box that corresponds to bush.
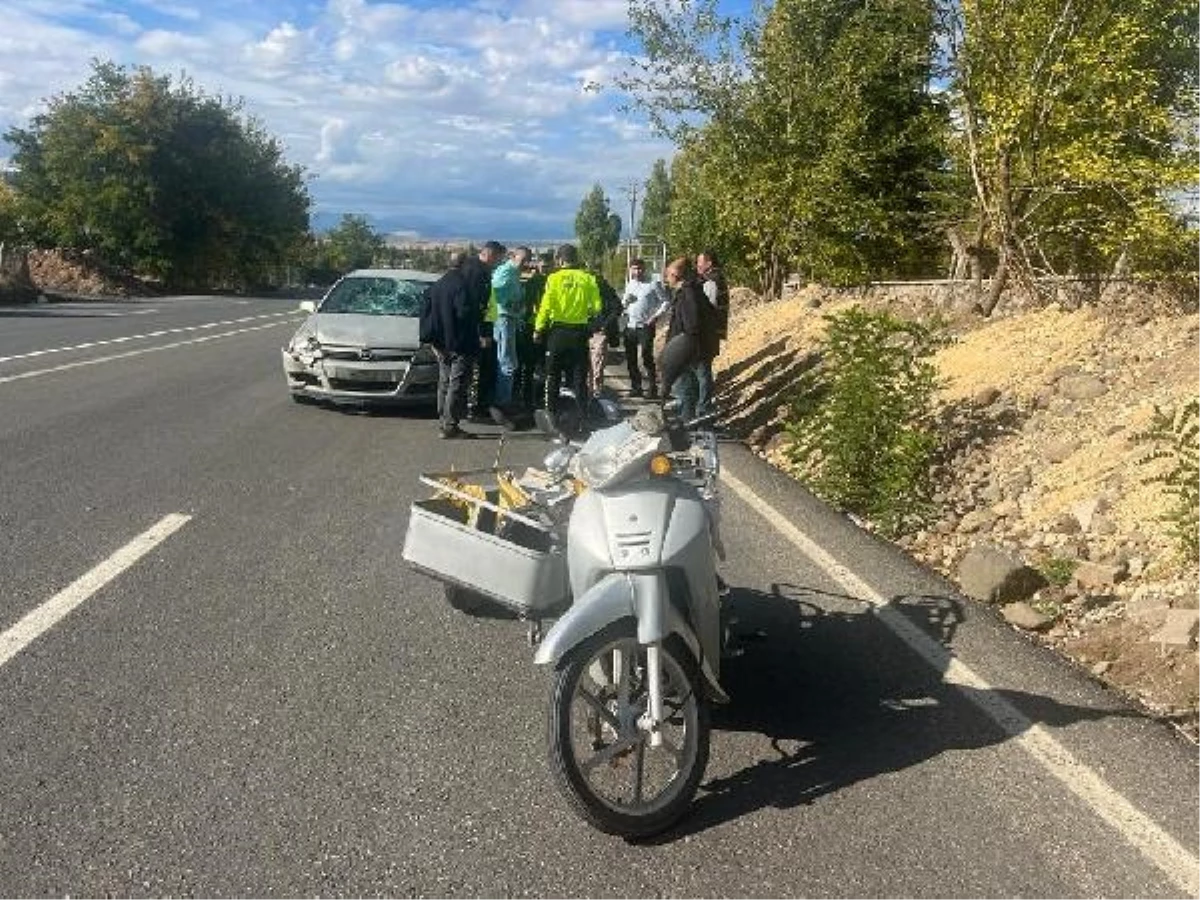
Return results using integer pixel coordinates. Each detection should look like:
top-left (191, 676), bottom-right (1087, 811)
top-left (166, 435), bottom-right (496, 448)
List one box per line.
top-left (1135, 398), bottom-right (1199, 563)
top-left (784, 306), bottom-right (947, 537)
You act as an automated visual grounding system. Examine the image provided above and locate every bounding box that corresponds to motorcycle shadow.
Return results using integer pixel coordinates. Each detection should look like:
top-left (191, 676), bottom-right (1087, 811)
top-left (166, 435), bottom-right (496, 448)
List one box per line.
top-left (649, 582), bottom-right (1138, 843)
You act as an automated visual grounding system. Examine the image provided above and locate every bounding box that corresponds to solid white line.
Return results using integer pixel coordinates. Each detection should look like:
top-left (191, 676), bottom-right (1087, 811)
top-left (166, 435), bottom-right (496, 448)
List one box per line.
top-left (720, 465), bottom-right (1199, 896)
top-left (0, 514), bottom-right (191, 669)
top-left (0, 311), bottom-right (300, 364)
top-left (0, 320), bottom-right (292, 386)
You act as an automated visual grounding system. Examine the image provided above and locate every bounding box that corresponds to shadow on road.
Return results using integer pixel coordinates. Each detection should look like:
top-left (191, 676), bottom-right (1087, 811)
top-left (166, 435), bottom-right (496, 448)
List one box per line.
top-left (649, 582), bottom-right (1137, 842)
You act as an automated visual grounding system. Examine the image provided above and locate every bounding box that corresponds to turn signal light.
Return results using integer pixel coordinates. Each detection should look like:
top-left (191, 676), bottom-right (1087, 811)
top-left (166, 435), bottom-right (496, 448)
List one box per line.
top-left (649, 454), bottom-right (673, 476)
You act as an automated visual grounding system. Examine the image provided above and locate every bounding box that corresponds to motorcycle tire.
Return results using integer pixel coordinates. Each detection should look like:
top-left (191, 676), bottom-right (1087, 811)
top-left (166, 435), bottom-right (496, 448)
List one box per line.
top-left (547, 618), bottom-right (710, 839)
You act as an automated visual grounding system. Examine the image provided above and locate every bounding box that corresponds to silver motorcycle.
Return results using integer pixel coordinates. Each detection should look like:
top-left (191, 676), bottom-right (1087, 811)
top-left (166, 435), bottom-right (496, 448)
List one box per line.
top-left (402, 403), bottom-right (729, 838)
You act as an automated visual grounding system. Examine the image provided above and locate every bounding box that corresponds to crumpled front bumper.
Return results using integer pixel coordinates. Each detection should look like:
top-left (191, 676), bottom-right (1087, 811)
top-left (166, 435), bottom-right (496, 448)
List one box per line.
top-left (281, 349), bottom-right (439, 406)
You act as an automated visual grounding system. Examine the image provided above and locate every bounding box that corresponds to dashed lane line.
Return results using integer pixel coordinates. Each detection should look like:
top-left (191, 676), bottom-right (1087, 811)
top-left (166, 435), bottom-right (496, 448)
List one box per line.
top-left (0, 320), bottom-right (294, 386)
top-left (720, 464), bottom-right (1199, 897)
top-left (0, 514), bottom-right (192, 669)
top-left (0, 311), bottom-right (301, 365)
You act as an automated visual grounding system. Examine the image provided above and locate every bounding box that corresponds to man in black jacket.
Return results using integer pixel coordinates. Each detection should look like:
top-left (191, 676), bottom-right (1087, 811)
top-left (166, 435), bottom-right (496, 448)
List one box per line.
top-left (420, 253), bottom-right (481, 438)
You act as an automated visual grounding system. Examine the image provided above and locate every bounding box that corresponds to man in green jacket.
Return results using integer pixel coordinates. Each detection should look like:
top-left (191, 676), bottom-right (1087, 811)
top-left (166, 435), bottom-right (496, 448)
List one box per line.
top-left (533, 243), bottom-right (601, 417)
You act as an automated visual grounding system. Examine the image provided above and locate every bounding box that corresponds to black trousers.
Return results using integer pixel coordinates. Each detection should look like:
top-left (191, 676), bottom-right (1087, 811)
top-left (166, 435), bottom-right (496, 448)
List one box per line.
top-left (471, 326), bottom-right (496, 414)
top-left (543, 324), bottom-right (589, 414)
top-left (622, 326), bottom-right (657, 396)
top-left (436, 351), bottom-right (475, 430)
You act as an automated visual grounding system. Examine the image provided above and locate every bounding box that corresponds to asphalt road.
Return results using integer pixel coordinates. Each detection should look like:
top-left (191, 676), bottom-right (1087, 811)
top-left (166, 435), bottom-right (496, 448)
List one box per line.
top-left (0, 295), bottom-right (1196, 898)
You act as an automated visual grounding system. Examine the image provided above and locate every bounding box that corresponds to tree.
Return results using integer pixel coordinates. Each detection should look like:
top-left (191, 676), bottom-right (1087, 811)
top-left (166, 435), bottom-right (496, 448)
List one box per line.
top-left (322, 214), bottom-right (384, 272)
top-left (941, 0), bottom-right (1199, 314)
top-left (638, 159), bottom-right (673, 243)
top-left (574, 184), bottom-right (622, 266)
top-left (5, 59), bottom-right (310, 289)
top-left (622, 0), bottom-right (948, 292)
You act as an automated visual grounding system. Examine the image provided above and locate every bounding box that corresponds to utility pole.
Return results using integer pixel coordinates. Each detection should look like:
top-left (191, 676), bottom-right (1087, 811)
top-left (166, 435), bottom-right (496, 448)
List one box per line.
top-left (620, 181), bottom-right (639, 272)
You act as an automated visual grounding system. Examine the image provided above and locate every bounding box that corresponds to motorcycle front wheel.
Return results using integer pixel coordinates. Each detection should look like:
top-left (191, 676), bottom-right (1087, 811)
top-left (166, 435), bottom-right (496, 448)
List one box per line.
top-left (547, 619), bottom-right (710, 839)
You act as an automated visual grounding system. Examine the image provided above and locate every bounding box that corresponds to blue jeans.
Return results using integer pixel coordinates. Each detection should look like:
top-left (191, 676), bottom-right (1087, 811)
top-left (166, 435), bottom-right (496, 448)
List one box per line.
top-left (493, 315), bottom-right (519, 406)
top-left (671, 368), bottom-right (699, 421)
top-left (693, 359), bottom-right (714, 417)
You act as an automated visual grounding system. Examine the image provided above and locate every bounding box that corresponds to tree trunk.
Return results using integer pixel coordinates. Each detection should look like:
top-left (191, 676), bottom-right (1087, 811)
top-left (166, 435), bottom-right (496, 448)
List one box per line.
top-left (978, 244), bottom-right (1009, 316)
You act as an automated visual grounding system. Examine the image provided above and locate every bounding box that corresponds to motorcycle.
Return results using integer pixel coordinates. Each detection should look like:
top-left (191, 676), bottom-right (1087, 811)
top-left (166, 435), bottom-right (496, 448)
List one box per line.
top-left (402, 401), bottom-right (730, 838)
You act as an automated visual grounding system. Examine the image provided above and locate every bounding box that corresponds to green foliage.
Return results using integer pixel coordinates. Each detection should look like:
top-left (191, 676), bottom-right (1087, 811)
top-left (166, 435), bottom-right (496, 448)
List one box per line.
top-left (784, 307), bottom-right (948, 536)
top-left (1037, 555), bottom-right (1079, 587)
top-left (1135, 399), bottom-right (1199, 562)
top-left (624, 0), bottom-right (948, 292)
top-left (5, 59), bottom-right (310, 289)
top-left (638, 159), bottom-right (673, 242)
top-left (574, 185), bottom-right (622, 267)
top-left (321, 214), bottom-right (384, 272)
top-left (943, 0), bottom-right (1199, 309)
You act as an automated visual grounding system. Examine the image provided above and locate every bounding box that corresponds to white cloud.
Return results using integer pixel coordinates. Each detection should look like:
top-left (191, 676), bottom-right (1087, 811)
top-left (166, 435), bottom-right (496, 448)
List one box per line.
top-left (384, 56), bottom-right (450, 92)
top-left (0, 0), bottom-right (680, 240)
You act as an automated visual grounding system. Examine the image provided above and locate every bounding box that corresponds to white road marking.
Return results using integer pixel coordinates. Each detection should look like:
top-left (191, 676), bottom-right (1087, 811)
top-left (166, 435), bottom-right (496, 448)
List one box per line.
top-left (0, 320), bottom-right (292, 386)
top-left (0, 514), bottom-right (191, 669)
top-left (720, 465), bottom-right (1199, 896)
top-left (0, 311), bottom-right (301, 364)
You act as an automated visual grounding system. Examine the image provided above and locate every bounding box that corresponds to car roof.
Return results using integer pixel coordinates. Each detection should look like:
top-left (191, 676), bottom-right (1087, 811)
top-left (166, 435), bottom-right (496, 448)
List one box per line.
top-left (342, 268), bottom-right (440, 283)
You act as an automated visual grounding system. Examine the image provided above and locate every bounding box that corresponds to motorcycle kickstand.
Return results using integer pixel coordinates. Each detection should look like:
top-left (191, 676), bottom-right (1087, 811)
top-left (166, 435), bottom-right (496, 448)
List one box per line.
top-left (526, 618), bottom-right (543, 647)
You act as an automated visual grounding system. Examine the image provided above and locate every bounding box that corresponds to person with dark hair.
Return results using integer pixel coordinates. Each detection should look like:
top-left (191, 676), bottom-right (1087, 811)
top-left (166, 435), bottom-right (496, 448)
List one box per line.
top-left (421, 254), bottom-right (481, 439)
top-left (621, 258), bottom-right (669, 399)
top-left (694, 250), bottom-right (729, 416)
top-left (464, 240), bottom-right (506, 419)
top-left (586, 268), bottom-right (623, 399)
top-left (659, 256), bottom-right (719, 421)
top-left (514, 247), bottom-right (545, 410)
top-left (533, 243), bottom-right (601, 421)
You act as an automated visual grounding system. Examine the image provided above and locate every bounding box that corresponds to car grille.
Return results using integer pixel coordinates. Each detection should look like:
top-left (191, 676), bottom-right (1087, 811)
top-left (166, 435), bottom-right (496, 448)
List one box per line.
top-left (322, 347), bottom-right (414, 362)
top-left (327, 378), bottom-right (401, 393)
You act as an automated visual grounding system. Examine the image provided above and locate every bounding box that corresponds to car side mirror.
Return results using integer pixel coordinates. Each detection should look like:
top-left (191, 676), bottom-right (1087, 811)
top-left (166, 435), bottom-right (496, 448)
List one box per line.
top-left (299, 300), bottom-right (317, 314)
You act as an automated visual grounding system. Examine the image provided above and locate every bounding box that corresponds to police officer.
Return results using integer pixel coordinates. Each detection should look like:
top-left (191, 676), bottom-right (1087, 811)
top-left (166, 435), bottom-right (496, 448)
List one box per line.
top-left (532, 244), bottom-right (602, 419)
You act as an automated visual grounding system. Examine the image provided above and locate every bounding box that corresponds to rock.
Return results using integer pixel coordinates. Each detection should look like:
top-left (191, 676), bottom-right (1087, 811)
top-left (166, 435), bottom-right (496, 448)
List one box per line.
top-left (992, 500), bottom-right (1019, 518)
top-left (1002, 601), bottom-right (1054, 631)
top-left (1091, 661), bottom-right (1113, 676)
top-left (1072, 560), bottom-right (1129, 589)
top-left (958, 544), bottom-right (1048, 604)
top-left (973, 386), bottom-right (1002, 407)
top-left (1125, 585), bottom-right (1172, 626)
top-left (957, 508), bottom-right (997, 533)
top-left (1070, 496), bottom-right (1109, 532)
top-left (1150, 610), bottom-right (1199, 648)
top-left (1050, 512), bottom-right (1081, 534)
top-left (1057, 374), bottom-right (1108, 401)
top-left (1044, 437), bottom-right (1081, 463)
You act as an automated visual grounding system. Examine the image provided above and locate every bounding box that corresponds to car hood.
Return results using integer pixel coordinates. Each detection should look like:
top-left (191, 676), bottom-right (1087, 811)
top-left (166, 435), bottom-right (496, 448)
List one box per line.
top-left (311, 313), bottom-right (421, 349)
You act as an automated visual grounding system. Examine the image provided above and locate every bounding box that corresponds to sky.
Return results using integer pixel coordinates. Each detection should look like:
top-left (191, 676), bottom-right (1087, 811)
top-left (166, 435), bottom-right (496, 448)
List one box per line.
top-left (0, 0), bottom-right (754, 244)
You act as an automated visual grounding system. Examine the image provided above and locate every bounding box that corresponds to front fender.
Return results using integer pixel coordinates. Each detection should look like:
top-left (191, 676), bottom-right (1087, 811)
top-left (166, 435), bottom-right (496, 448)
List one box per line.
top-left (533, 571), bottom-right (730, 704)
top-left (533, 573), bottom-right (635, 666)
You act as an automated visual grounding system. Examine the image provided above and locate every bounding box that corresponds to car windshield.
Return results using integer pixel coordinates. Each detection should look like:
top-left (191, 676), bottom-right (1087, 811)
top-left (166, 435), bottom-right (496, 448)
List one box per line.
top-left (320, 277), bottom-right (428, 316)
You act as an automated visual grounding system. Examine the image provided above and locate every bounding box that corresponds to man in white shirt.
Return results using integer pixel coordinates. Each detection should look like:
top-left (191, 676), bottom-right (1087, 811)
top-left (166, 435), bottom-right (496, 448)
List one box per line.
top-left (620, 258), bottom-right (669, 399)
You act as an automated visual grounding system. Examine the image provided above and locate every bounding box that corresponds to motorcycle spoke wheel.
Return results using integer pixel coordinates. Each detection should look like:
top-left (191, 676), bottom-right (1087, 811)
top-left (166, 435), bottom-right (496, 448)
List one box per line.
top-left (547, 620), bottom-right (709, 838)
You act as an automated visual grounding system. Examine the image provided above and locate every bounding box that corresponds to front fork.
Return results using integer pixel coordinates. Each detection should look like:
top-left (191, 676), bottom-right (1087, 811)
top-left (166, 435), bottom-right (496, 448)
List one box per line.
top-left (640, 643), bottom-right (665, 747)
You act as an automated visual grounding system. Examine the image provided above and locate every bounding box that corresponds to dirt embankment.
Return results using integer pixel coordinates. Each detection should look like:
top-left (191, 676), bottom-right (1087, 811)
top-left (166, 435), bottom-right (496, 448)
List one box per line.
top-left (715, 282), bottom-right (1199, 737)
top-left (0, 248), bottom-right (159, 302)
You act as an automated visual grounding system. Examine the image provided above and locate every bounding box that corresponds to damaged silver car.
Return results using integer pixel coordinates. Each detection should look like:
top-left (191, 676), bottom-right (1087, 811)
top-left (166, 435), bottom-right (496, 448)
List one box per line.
top-left (282, 268), bottom-right (441, 407)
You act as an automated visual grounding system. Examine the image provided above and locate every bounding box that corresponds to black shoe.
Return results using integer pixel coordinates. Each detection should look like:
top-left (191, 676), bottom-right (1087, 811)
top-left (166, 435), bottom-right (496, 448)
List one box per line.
top-left (440, 424), bottom-right (475, 439)
top-left (629, 387), bottom-right (644, 399)
top-left (646, 388), bottom-right (659, 400)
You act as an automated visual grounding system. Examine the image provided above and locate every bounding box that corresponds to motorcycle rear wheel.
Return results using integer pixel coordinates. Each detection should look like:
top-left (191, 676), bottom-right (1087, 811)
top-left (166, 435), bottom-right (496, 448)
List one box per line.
top-left (547, 619), bottom-right (709, 839)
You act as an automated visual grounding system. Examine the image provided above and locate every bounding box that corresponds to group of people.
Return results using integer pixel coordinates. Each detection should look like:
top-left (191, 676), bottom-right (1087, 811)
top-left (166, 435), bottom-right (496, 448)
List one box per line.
top-left (419, 240), bottom-right (729, 439)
